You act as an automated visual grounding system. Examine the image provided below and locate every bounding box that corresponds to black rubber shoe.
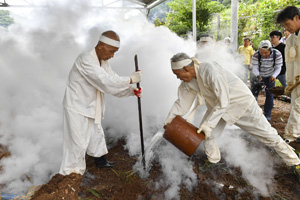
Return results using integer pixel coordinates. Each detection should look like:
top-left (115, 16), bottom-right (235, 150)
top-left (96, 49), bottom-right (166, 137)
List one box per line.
top-left (94, 156), bottom-right (116, 168)
top-left (96, 161), bottom-right (116, 168)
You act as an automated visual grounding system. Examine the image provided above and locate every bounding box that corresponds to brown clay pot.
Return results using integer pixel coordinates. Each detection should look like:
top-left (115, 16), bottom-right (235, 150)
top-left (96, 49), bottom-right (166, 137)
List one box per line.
top-left (164, 115), bottom-right (205, 157)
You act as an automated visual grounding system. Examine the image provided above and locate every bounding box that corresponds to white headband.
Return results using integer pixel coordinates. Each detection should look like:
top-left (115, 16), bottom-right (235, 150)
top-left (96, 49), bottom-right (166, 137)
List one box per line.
top-left (99, 35), bottom-right (120, 48)
top-left (171, 59), bottom-right (192, 70)
top-left (199, 37), bottom-right (213, 43)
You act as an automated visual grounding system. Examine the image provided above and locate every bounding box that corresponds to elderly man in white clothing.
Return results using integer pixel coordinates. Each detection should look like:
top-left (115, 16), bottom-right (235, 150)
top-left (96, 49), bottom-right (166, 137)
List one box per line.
top-left (277, 6), bottom-right (300, 143)
top-left (59, 30), bottom-right (142, 176)
top-left (164, 52), bottom-right (300, 182)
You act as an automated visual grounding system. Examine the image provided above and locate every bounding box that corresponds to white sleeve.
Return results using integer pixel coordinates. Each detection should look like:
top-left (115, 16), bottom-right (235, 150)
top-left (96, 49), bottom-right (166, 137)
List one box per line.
top-left (252, 52), bottom-right (259, 76)
top-left (273, 51), bottom-right (282, 78)
top-left (76, 56), bottom-right (134, 97)
top-left (200, 68), bottom-right (230, 130)
top-left (165, 82), bottom-right (197, 124)
top-left (285, 38), bottom-right (295, 84)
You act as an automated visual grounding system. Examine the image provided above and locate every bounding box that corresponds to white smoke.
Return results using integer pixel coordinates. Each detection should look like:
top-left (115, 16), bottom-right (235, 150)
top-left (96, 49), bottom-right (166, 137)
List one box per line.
top-left (0, 0), bottom-right (194, 195)
top-left (195, 40), bottom-right (244, 78)
top-left (0, 0), bottom-right (279, 198)
top-left (217, 126), bottom-right (277, 196)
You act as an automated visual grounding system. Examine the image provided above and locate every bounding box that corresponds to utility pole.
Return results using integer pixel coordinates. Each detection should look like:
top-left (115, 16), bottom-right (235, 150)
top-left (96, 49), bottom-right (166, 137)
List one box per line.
top-left (217, 0), bottom-right (220, 40)
top-left (230, 0), bottom-right (238, 51)
top-left (192, 0), bottom-right (196, 42)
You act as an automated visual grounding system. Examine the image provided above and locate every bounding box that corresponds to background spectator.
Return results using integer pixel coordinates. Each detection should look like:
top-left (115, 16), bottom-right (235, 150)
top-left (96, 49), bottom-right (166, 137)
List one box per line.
top-left (238, 37), bottom-right (255, 86)
top-left (251, 40), bottom-right (282, 121)
top-left (280, 29), bottom-right (291, 44)
top-left (270, 30), bottom-right (287, 87)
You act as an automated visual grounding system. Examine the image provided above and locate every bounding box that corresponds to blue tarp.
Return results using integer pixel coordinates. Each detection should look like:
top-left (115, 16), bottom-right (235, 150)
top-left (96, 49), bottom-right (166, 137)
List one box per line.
top-left (0, 192), bottom-right (29, 200)
top-left (0, 185), bottom-right (41, 200)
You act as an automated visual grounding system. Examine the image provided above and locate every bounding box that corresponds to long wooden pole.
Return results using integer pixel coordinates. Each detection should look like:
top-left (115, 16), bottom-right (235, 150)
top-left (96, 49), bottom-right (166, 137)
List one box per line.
top-left (134, 54), bottom-right (145, 169)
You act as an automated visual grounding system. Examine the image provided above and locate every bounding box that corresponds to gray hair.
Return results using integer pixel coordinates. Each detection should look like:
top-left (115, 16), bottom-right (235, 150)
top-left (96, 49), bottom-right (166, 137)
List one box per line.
top-left (170, 52), bottom-right (191, 63)
top-left (102, 30), bottom-right (120, 41)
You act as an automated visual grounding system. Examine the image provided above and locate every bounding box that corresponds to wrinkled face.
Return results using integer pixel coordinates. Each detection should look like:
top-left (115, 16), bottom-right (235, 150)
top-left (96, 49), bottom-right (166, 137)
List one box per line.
top-left (172, 66), bottom-right (194, 82)
top-left (259, 48), bottom-right (271, 58)
top-left (270, 35), bottom-right (280, 44)
top-left (280, 16), bottom-right (300, 34)
top-left (98, 43), bottom-right (119, 60)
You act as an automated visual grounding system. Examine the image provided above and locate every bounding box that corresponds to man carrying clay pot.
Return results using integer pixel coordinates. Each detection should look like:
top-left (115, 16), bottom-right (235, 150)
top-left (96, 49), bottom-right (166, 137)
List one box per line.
top-left (164, 52), bottom-right (300, 182)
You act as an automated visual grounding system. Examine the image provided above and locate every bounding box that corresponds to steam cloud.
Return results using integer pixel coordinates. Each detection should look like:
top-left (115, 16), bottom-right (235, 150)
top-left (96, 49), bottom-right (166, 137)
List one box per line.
top-left (0, 0), bottom-right (278, 198)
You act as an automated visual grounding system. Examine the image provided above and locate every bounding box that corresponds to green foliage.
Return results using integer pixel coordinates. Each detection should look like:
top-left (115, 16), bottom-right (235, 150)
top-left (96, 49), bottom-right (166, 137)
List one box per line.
top-left (0, 10), bottom-right (14, 28)
top-left (111, 169), bottom-right (135, 183)
top-left (148, 0), bottom-right (171, 22)
top-left (222, 0), bottom-right (231, 8)
top-left (150, 0), bottom-right (300, 45)
top-left (154, 18), bottom-right (165, 27)
top-left (165, 0), bottom-right (225, 38)
top-left (238, 0), bottom-right (300, 49)
top-left (87, 188), bottom-right (102, 198)
top-left (295, 149), bottom-right (300, 158)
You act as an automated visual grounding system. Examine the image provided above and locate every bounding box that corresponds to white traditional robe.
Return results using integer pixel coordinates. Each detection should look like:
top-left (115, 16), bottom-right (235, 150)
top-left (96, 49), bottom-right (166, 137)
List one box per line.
top-left (60, 49), bottom-right (135, 175)
top-left (166, 61), bottom-right (300, 166)
top-left (284, 32), bottom-right (300, 141)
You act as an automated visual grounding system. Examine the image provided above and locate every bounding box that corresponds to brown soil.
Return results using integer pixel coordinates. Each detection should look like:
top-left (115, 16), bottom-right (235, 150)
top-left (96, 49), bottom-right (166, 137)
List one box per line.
top-left (1, 94), bottom-right (300, 200)
top-left (31, 173), bottom-right (82, 200)
top-left (0, 144), bottom-right (10, 172)
top-left (270, 86), bottom-right (285, 96)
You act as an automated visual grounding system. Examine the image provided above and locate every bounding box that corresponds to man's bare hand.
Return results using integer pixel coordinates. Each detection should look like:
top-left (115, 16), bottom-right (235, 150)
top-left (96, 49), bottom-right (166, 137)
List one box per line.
top-left (257, 75), bottom-right (262, 81)
top-left (270, 76), bottom-right (276, 83)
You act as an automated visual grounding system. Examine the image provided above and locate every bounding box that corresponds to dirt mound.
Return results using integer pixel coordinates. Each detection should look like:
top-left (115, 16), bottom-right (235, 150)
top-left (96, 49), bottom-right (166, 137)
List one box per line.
top-left (0, 144), bottom-right (10, 160)
top-left (1, 94), bottom-right (300, 200)
top-left (270, 86), bottom-right (285, 96)
top-left (30, 173), bottom-right (82, 200)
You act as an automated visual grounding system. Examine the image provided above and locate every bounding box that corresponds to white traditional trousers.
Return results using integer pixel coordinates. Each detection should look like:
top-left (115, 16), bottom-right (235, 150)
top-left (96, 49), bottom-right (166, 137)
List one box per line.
top-left (204, 101), bottom-right (300, 166)
top-left (59, 108), bottom-right (108, 175)
top-left (284, 86), bottom-right (300, 141)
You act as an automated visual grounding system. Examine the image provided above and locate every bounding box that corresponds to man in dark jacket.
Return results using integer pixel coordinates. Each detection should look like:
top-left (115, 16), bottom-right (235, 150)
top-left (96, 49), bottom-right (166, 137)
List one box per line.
top-left (270, 30), bottom-right (287, 87)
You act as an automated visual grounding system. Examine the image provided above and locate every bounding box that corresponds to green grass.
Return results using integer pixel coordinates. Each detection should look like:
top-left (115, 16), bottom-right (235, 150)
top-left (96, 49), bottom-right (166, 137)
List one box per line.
top-left (111, 169), bottom-right (135, 183)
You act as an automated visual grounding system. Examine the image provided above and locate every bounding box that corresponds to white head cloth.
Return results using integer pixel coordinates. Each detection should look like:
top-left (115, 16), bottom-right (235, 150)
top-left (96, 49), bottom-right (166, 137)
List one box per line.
top-left (199, 36), bottom-right (213, 43)
top-left (99, 35), bottom-right (120, 48)
top-left (171, 59), bottom-right (192, 70)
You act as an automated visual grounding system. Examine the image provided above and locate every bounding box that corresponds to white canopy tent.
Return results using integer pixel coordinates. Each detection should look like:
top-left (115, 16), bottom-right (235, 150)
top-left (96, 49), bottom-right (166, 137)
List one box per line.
top-left (0, 0), bottom-right (238, 48)
top-left (0, 0), bottom-right (166, 12)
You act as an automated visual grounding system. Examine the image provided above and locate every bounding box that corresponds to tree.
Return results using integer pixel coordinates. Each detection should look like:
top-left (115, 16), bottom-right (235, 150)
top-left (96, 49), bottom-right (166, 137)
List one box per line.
top-left (0, 10), bottom-right (14, 28)
top-left (165, 0), bottom-right (225, 39)
top-left (148, 0), bottom-right (171, 23)
top-left (154, 18), bottom-right (165, 27)
top-left (238, 0), bottom-right (300, 49)
top-left (222, 0), bottom-right (231, 8)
